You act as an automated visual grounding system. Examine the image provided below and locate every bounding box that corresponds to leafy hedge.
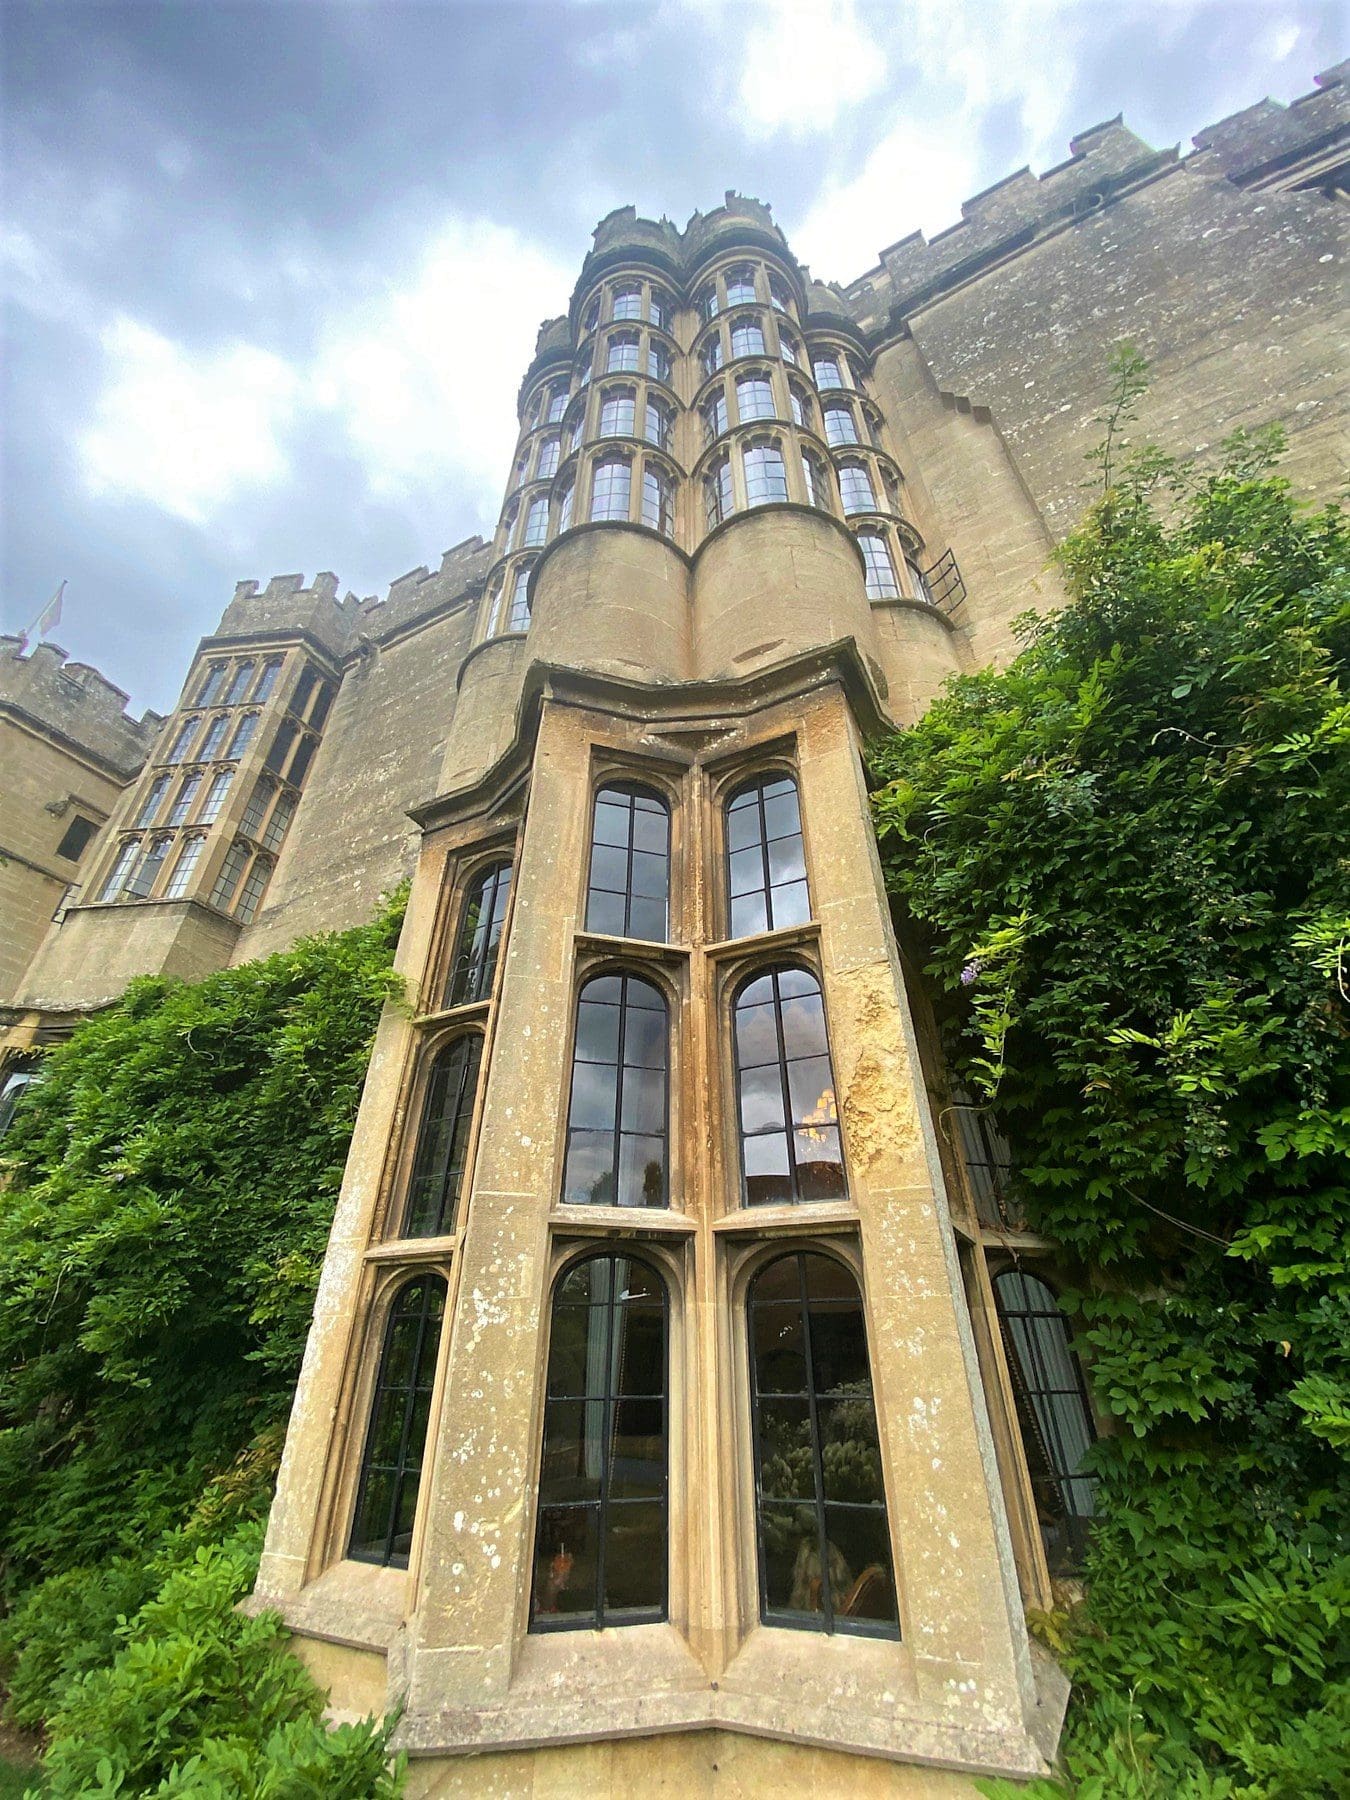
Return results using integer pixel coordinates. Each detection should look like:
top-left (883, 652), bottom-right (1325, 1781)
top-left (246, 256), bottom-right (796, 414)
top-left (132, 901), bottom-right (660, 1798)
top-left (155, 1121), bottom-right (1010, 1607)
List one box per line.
top-left (869, 366), bottom-right (1349, 1796)
top-left (0, 900), bottom-right (406, 1793)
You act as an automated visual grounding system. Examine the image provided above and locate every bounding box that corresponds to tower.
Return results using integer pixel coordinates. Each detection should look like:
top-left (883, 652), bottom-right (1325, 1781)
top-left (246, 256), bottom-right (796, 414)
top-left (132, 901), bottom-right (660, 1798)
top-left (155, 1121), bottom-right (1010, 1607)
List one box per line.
top-left (247, 198), bottom-right (1060, 1793)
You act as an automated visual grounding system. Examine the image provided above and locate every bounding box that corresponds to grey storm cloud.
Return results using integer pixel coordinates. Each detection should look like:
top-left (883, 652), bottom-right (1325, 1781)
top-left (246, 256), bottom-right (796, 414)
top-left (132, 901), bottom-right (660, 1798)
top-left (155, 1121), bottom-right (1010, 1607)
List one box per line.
top-left (2, 0), bottom-right (1344, 713)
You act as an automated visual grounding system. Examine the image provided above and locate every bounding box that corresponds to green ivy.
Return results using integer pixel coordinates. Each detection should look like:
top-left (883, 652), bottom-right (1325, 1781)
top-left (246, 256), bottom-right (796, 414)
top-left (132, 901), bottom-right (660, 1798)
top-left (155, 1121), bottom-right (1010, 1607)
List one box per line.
top-left (0, 895), bottom-right (407, 1792)
top-left (869, 363), bottom-right (1348, 1796)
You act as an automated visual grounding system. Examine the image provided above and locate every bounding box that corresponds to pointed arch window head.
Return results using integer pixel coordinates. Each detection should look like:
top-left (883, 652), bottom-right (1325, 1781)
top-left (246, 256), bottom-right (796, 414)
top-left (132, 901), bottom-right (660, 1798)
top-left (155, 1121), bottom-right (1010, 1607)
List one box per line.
top-left (734, 966), bottom-right (843, 1206)
top-left (599, 387), bottom-right (637, 438)
top-left (586, 783), bottom-right (670, 942)
top-left (858, 530), bottom-right (900, 599)
top-left (838, 461), bottom-right (877, 516)
top-left (404, 1035), bottom-right (482, 1237)
top-left (743, 442), bottom-right (788, 507)
top-left (563, 972), bottom-right (669, 1208)
top-left (748, 1252), bottom-right (897, 1634)
top-left (993, 1270), bottom-right (1098, 1574)
top-left (725, 266), bottom-right (757, 307)
top-left (136, 775), bottom-right (171, 828)
top-left (194, 662), bottom-right (228, 706)
top-left (607, 332), bottom-right (640, 374)
top-left (590, 455), bottom-right (632, 523)
top-left (731, 317), bottom-right (766, 359)
top-left (736, 375), bottom-right (776, 424)
top-left (223, 659), bottom-right (255, 705)
top-left (445, 859), bottom-right (513, 1007)
top-left (532, 1253), bottom-right (668, 1628)
top-left (726, 774), bottom-right (809, 936)
top-left (349, 1276), bottom-right (446, 1568)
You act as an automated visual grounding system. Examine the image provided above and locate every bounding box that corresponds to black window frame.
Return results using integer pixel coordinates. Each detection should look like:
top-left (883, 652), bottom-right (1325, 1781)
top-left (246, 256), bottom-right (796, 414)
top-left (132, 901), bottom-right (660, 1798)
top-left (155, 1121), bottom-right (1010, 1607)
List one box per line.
top-left (562, 970), bottom-right (670, 1210)
top-left (348, 1275), bottom-right (447, 1568)
top-left (732, 963), bottom-right (846, 1208)
top-left (585, 782), bottom-right (671, 942)
top-left (530, 1250), bottom-right (669, 1630)
top-left (747, 1249), bottom-right (898, 1638)
top-left (723, 771), bottom-right (810, 938)
top-left (401, 1034), bottom-right (483, 1238)
top-left (443, 858), bottom-right (513, 1008)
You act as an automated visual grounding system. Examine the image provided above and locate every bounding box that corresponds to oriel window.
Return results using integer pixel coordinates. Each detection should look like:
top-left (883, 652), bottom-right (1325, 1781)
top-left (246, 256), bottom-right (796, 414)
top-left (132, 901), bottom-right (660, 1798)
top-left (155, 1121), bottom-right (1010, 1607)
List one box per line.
top-left (444, 859), bottom-right (513, 1007)
top-left (992, 1270), bottom-right (1098, 1575)
top-left (585, 784), bottom-right (669, 942)
top-left (725, 773), bottom-right (809, 937)
top-left (748, 1252), bottom-right (897, 1635)
top-left (531, 1253), bottom-right (668, 1628)
top-left (403, 1036), bottom-right (482, 1237)
top-left (733, 966), bottom-right (844, 1205)
top-left (349, 1276), bottom-right (446, 1568)
top-left (562, 973), bottom-right (668, 1208)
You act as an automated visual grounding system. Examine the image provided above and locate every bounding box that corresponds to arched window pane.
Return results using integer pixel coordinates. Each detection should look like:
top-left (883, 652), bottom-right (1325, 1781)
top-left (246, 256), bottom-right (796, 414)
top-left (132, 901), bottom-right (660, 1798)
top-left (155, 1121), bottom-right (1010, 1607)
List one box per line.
top-left (349, 1277), bottom-right (446, 1567)
top-left (703, 390), bottom-right (728, 444)
top-left (648, 342), bottom-right (671, 383)
top-left (725, 267), bottom-right (757, 307)
top-left (563, 973), bottom-right (668, 1208)
top-left (522, 496), bottom-right (549, 546)
top-left (748, 1252), bottom-right (897, 1635)
top-left (801, 454), bottom-right (826, 509)
top-left (532, 1253), bottom-right (668, 1628)
top-left (537, 434), bottom-right (561, 479)
top-left (701, 336), bottom-right (724, 378)
top-left (725, 773), bottom-right (809, 937)
top-left (607, 333), bottom-right (640, 374)
top-left (733, 966), bottom-right (844, 1205)
top-left (586, 784), bottom-right (670, 942)
top-left (824, 406), bottom-right (858, 447)
top-left (404, 1036), bottom-right (482, 1236)
top-left (599, 389), bottom-right (636, 438)
top-left (736, 376), bottom-right (776, 423)
top-left (992, 1271), bottom-right (1098, 1575)
top-left (813, 356), bottom-right (844, 391)
top-left (445, 859), bottom-right (513, 1007)
top-left (612, 285), bottom-right (642, 321)
top-left (838, 463), bottom-right (876, 515)
top-left (641, 466), bottom-right (673, 536)
top-left (731, 318), bottom-right (765, 359)
top-left (858, 531), bottom-right (900, 598)
top-left (590, 457), bottom-right (631, 523)
top-left (744, 444), bottom-right (787, 507)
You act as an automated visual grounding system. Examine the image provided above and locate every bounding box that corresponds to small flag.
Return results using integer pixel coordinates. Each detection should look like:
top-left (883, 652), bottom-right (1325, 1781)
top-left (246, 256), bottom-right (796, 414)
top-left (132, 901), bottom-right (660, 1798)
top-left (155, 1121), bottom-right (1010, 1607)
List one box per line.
top-left (37, 581), bottom-right (66, 638)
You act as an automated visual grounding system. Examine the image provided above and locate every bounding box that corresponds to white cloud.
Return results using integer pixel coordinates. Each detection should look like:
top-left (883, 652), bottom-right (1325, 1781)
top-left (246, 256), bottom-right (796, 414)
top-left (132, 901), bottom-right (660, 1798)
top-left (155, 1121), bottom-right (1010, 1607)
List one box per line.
top-left (312, 218), bottom-right (574, 519)
top-left (731, 0), bottom-right (888, 138)
top-left (80, 318), bottom-right (301, 524)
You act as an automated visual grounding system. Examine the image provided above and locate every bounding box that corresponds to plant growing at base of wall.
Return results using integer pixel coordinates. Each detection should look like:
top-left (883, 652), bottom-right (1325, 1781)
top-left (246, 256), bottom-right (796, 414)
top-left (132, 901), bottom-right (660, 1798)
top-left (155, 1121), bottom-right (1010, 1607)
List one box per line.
top-left (0, 893), bottom-right (408, 1791)
top-left (869, 370), bottom-right (1349, 1798)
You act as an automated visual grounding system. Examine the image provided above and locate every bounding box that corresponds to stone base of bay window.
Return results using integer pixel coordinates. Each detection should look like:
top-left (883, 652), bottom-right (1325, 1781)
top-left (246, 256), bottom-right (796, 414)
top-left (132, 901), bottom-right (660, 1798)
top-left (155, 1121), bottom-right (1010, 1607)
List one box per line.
top-left (274, 1610), bottom-right (1065, 1786)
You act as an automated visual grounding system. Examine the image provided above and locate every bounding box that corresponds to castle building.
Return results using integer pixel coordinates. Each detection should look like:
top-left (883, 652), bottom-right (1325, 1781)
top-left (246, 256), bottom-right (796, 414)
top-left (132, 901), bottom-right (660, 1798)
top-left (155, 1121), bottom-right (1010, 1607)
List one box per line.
top-left (2, 68), bottom-right (1346, 1795)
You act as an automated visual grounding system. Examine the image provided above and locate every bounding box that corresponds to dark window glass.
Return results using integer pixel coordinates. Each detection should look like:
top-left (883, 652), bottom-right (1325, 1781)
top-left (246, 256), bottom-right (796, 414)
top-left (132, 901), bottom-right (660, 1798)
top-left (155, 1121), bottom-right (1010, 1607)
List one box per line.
top-left (531, 1253), bottom-right (668, 1628)
top-left (223, 659), bottom-right (255, 704)
top-left (56, 815), bottom-right (98, 861)
top-left (252, 658), bottom-right (283, 702)
top-left (733, 966), bottom-right (844, 1205)
top-left (263, 721), bottom-right (297, 776)
top-left (992, 1270), bottom-right (1098, 1575)
top-left (194, 662), bottom-right (227, 706)
top-left (748, 1252), bottom-right (898, 1635)
top-left (444, 860), bottom-right (513, 1007)
top-left (562, 973), bottom-right (668, 1208)
top-left (725, 773), bottom-right (810, 937)
top-left (585, 784), bottom-right (670, 942)
top-left (291, 668), bottom-right (319, 718)
top-left (403, 1036), bottom-right (482, 1237)
top-left (287, 735), bottom-right (316, 787)
top-left (349, 1277), bottom-right (446, 1567)
top-left (311, 679), bottom-right (335, 730)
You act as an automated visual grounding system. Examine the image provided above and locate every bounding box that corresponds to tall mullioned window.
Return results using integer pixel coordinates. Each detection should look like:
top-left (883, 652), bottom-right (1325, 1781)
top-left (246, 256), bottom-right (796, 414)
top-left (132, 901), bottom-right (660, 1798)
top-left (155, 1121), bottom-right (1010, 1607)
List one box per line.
top-left (234, 855), bottom-right (272, 924)
top-left (733, 966), bottom-right (844, 1205)
top-left (164, 835), bottom-right (205, 900)
top-left (730, 318), bottom-right (766, 359)
top-left (136, 775), bottom-right (171, 828)
top-left (838, 462), bottom-right (877, 516)
top-left (349, 1276), bottom-right (446, 1568)
top-left (737, 376), bottom-right (776, 423)
top-left (599, 389), bottom-right (636, 438)
top-left (403, 1035), bottom-right (483, 1237)
top-left (99, 840), bottom-right (139, 901)
top-left (645, 398), bottom-right (674, 452)
top-left (562, 973), bottom-right (668, 1208)
top-left (522, 496), bottom-right (549, 547)
top-left (224, 660), bottom-right (255, 704)
top-left (744, 443), bottom-right (788, 508)
top-left (607, 333), bottom-right (640, 374)
top-left (801, 452), bottom-right (828, 510)
top-left (641, 466), bottom-right (674, 536)
top-left (167, 773), bottom-right (201, 826)
top-left (210, 841), bottom-right (250, 911)
top-left (992, 1270), bottom-right (1099, 1574)
top-left (725, 773), bottom-right (809, 937)
top-left (195, 662), bottom-right (227, 706)
top-left (612, 284), bottom-right (642, 321)
top-left (252, 658), bottom-right (283, 702)
top-left (198, 715), bottom-right (230, 759)
top-left (590, 456), bottom-right (632, 523)
top-left (444, 860), bottom-right (512, 1007)
top-left (165, 718), bottom-right (199, 763)
top-left (705, 455), bottom-right (733, 529)
top-left (127, 834), bottom-right (172, 898)
top-left (585, 784), bottom-right (669, 942)
top-left (748, 1252), bottom-right (897, 1634)
top-left (537, 434), bottom-right (561, 479)
top-left (813, 355), bottom-right (845, 390)
top-left (857, 531), bottom-right (900, 599)
top-left (531, 1253), bottom-right (668, 1629)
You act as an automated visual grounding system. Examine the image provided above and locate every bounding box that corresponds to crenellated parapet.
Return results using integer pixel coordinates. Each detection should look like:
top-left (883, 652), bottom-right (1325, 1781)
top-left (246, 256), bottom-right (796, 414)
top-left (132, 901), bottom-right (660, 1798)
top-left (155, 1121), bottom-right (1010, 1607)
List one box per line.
top-left (0, 636), bottom-right (161, 777)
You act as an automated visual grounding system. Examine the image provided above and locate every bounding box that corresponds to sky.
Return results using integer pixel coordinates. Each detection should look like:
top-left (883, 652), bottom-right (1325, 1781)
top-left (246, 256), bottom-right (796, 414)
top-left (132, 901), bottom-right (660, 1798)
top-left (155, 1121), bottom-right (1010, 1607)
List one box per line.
top-left (2, 0), bottom-right (1344, 716)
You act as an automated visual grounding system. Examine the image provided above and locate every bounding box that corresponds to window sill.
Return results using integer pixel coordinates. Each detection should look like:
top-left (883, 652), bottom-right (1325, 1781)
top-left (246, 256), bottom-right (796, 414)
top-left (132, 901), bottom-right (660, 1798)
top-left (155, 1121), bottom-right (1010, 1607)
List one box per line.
top-left (365, 1233), bottom-right (462, 1263)
top-left (712, 1202), bottom-right (859, 1237)
top-left (549, 1204), bottom-right (697, 1237)
top-left (704, 919), bottom-right (820, 964)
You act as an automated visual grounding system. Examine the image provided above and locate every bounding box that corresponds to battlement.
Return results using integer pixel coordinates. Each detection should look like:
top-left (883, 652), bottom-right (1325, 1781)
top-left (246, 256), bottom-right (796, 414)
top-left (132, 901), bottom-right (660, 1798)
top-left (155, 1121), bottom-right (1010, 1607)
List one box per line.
top-left (0, 636), bottom-right (162, 776)
top-left (844, 62), bottom-right (1348, 330)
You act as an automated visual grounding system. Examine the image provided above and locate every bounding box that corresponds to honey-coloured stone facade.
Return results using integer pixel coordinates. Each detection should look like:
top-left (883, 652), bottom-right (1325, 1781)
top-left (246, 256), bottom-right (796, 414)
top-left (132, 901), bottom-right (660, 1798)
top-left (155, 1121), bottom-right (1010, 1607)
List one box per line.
top-left (2, 65), bottom-right (1346, 1790)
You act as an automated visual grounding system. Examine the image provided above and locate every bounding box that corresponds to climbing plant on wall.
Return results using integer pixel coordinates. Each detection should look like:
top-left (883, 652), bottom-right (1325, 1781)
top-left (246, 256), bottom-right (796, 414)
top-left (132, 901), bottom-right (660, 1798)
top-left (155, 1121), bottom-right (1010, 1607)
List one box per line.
top-left (869, 364), bottom-right (1349, 1796)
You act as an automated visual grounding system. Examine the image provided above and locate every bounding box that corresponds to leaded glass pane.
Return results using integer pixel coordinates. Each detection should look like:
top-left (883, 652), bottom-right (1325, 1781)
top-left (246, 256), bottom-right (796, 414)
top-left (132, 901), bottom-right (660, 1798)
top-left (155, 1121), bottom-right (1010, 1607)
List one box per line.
top-left (444, 860), bottom-right (513, 1006)
top-left (349, 1278), bottom-right (446, 1567)
top-left (562, 973), bottom-right (668, 1208)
